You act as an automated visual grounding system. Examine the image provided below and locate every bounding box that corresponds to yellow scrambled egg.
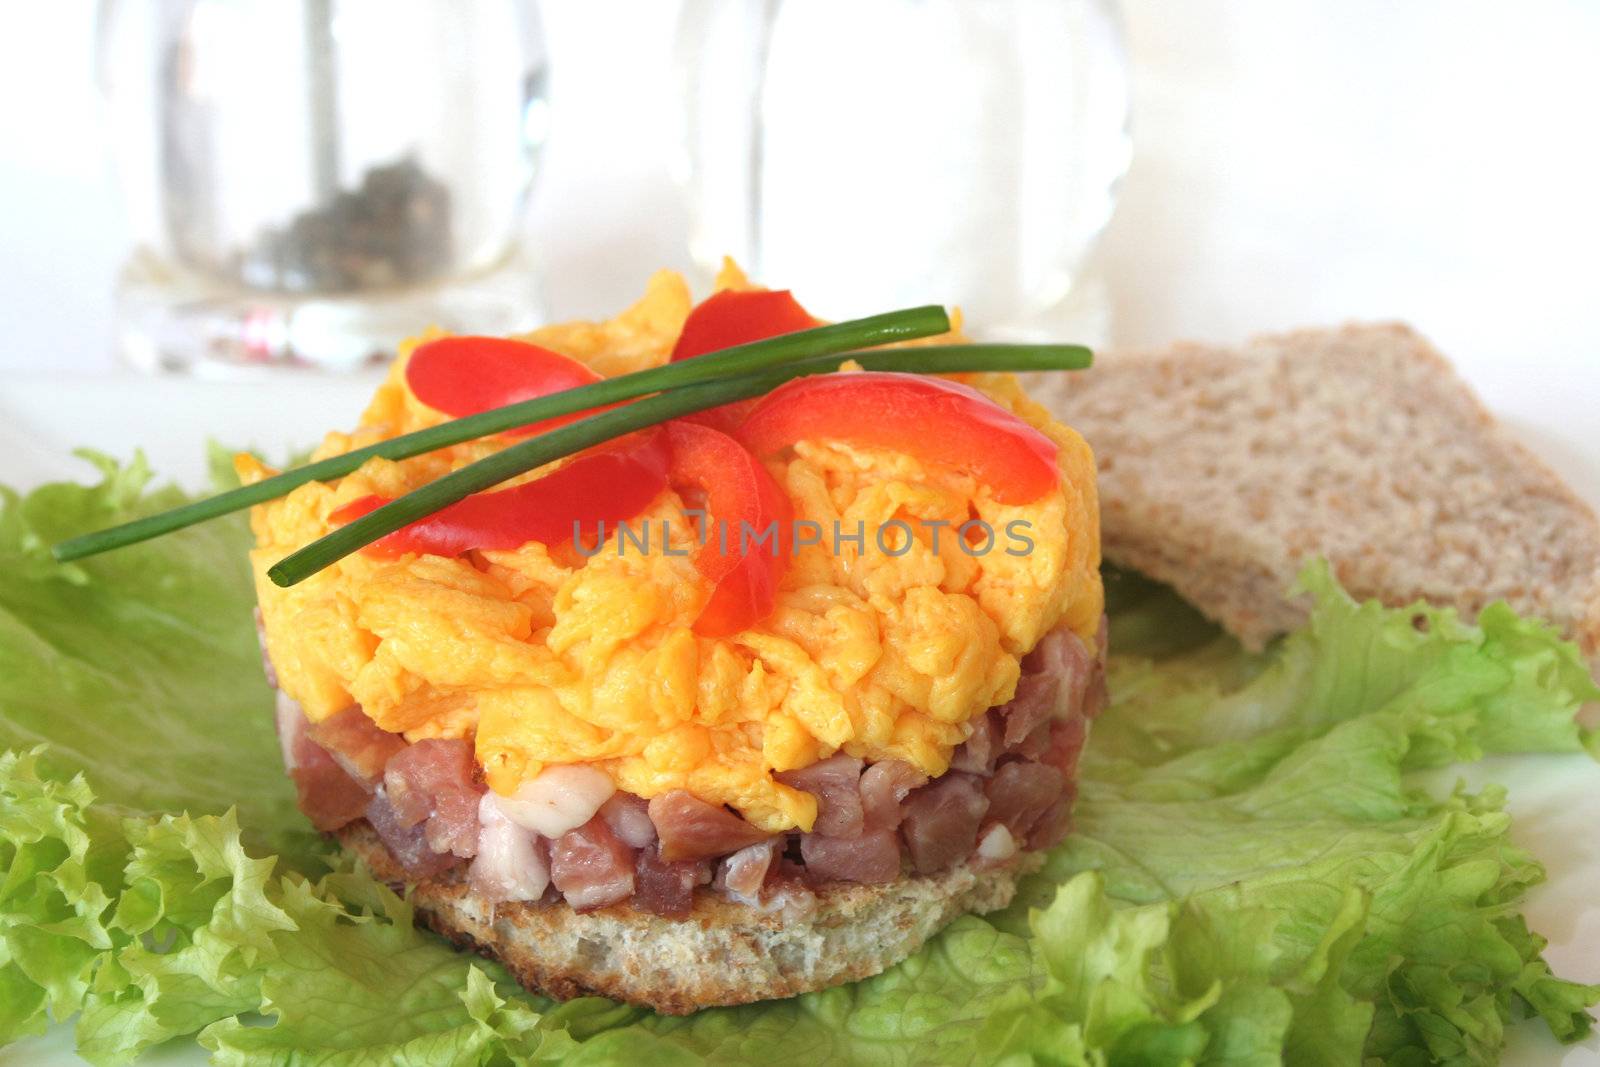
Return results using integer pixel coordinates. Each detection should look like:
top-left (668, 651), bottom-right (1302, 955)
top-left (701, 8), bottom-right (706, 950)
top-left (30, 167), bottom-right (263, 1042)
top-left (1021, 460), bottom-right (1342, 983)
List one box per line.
top-left (246, 264), bottom-right (1102, 832)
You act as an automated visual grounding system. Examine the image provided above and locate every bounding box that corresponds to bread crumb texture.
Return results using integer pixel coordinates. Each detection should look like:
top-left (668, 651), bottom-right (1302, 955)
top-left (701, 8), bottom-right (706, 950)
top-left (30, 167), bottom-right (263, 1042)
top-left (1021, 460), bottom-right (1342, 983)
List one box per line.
top-left (338, 821), bottom-right (1037, 1014)
top-left (1028, 322), bottom-right (1600, 668)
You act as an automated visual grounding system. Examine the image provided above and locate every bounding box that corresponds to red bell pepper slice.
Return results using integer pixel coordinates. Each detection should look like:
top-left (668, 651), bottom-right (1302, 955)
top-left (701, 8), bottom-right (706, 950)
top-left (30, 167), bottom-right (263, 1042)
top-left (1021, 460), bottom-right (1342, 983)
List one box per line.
top-left (668, 289), bottom-right (819, 433)
top-left (669, 289), bottom-right (818, 363)
top-left (329, 431), bottom-right (670, 558)
top-left (735, 372), bottom-right (1061, 504)
top-left (405, 336), bottom-right (607, 437)
top-left (666, 421), bottom-right (792, 637)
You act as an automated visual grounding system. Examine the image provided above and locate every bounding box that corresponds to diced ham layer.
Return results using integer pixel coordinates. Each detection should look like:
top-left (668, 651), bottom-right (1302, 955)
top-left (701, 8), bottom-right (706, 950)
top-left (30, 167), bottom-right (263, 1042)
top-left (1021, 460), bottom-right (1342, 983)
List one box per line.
top-left (275, 693), bottom-right (372, 832)
top-left (307, 706), bottom-right (407, 786)
top-left (776, 754), bottom-right (864, 837)
top-left (269, 615), bottom-right (1106, 915)
top-left (383, 738), bottom-right (481, 858)
top-left (365, 785), bottom-right (460, 879)
top-left (648, 790), bottom-right (773, 861)
top-left (634, 846), bottom-right (707, 918)
top-left (901, 772), bottom-right (990, 874)
top-left (984, 761), bottom-right (1067, 840)
top-left (717, 839), bottom-right (779, 905)
top-left (799, 830), bottom-right (902, 884)
top-left (600, 792), bottom-right (657, 849)
top-left (470, 792), bottom-right (549, 903)
top-left (289, 742), bottom-right (371, 832)
top-left (859, 760), bottom-right (928, 831)
top-left (948, 711), bottom-right (1002, 775)
top-left (549, 815), bottom-right (636, 911)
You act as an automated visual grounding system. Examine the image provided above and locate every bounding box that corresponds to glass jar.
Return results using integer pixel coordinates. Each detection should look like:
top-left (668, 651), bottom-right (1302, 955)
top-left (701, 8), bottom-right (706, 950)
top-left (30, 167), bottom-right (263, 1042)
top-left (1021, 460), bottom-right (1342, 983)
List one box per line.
top-left (97, 0), bottom-right (550, 373)
top-left (674, 0), bottom-right (1130, 338)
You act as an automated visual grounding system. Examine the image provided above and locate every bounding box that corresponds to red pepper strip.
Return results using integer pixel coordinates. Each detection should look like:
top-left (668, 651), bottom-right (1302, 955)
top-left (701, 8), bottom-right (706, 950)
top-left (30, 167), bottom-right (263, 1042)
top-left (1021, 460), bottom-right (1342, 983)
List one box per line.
top-left (668, 289), bottom-right (820, 433)
top-left (670, 289), bottom-right (819, 362)
top-left (405, 335), bottom-right (608, 437)
top-left (666, 421), bottom-right (792, 637)
top-left (328, 431), bottom-right (670, 558)
top-left (735, 372), bottom-right (1061, 505)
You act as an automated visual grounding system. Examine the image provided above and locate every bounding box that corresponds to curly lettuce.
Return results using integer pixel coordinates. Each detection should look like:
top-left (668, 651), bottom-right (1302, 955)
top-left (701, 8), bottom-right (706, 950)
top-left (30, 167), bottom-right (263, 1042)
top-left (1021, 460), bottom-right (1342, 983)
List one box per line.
top-left (1, 457), bottom-right (1596, 1065)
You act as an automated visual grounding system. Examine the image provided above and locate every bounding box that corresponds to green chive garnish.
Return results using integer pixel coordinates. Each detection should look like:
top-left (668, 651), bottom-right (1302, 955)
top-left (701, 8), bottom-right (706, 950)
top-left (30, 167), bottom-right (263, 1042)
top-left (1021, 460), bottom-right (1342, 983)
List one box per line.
top-left (266, 343), bottom-right (1092, 587)
top-left (51, 306), bottom-right (951, 563)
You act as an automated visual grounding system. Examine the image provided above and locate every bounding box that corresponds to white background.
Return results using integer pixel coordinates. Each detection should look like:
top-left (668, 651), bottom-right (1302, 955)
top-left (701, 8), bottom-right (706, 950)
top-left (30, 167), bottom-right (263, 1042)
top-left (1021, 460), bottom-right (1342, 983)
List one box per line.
top-left (2, 1), bottom-right (1598, 384)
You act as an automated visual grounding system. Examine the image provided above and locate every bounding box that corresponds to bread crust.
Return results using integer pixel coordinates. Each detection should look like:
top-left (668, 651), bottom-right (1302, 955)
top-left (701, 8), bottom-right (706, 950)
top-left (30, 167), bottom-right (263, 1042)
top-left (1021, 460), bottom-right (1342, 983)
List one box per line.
top-left (336, 821), bottom-right (1039, 1014)
top-left (1029, 322), bottom-right (1600, 669)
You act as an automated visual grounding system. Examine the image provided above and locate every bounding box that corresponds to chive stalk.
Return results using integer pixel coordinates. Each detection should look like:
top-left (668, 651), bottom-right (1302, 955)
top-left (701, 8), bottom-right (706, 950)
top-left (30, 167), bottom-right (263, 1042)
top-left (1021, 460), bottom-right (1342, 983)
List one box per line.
top-left (51, 305), bottom-right (951, 563)
top-left (266, 343), bottom-right (1091, 587)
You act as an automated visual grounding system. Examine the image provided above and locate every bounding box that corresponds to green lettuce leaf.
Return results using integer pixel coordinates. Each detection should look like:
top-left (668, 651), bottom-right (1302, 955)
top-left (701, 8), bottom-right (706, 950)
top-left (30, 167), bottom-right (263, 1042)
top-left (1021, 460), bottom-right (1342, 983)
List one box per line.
top-left (0, 750), bottom-right (126, 1044)
top-left (1, 457), bottom-right (1597, 1065)
top-left (0, 450), bottom-right (314, 865)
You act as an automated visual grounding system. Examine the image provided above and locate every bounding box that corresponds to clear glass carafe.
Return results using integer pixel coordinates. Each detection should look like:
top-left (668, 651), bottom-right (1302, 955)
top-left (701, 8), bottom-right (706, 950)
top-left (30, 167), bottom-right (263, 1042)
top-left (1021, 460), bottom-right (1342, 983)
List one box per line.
top-left (97, 0), bottom-right (550, 372)
top-left (675, 0), bottom-right (1130, 338)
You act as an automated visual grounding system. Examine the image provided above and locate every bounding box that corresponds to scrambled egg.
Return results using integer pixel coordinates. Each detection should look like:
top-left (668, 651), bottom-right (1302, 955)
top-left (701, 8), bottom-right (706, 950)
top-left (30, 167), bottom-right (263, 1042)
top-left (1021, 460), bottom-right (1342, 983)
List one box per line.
top-left (246, 264), bottom-right (1102, 832)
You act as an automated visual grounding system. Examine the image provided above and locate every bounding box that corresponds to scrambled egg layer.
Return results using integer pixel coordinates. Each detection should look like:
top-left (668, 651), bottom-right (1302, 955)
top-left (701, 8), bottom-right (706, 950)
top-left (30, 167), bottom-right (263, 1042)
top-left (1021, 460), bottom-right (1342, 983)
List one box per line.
top-left (247, 265), bottom-right (1102, 832)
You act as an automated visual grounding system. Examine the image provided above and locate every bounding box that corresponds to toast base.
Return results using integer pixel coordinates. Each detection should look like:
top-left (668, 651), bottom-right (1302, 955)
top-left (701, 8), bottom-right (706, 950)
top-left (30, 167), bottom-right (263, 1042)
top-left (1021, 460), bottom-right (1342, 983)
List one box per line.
top-left (337, 820), bottom-right (1040, 1014)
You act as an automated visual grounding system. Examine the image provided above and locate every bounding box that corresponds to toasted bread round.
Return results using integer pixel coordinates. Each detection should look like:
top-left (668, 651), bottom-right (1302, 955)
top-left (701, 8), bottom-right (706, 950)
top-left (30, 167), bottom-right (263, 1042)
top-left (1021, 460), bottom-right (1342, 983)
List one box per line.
top-left (336, 821), bottom-right (1039, 1014)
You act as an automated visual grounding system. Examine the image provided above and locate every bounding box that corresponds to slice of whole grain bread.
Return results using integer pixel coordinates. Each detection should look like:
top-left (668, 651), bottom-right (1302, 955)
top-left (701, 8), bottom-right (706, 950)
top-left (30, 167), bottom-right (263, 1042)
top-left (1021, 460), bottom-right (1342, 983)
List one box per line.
top-left (1027, 322), bottom-right (1600, 667)
top-left (338, 821), bottom-right (1038, 1015)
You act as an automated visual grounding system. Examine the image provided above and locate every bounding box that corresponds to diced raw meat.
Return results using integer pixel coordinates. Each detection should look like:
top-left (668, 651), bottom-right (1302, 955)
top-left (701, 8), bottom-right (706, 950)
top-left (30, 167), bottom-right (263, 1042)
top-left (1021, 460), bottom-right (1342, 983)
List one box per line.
top-left (1012, 721), bottom-right (1053, 761)
top-left (1026, 792), bottom-right (1076, 851)
top-left (274, 691), bottom-right (303, 770)
top-left (761, 870), bottom-right (819, 919)
top-left (1044, 714), bottom-right (1090, 779)
top-left (633, 846), bottom-right (703, 918)
top-left (307, 706), bottom-right (406, 786)
top-left (365, 786), bottom-right (460, 878)
top-left (549, 815), bottom-right (635, 911)
top-left (798, 830), bottom-right (902, 884)
top-left (382, 738), bottom-right (484, 857)
top-left (776, 753), bottom-right (865, 837)
top-left (948, 711), bottom-right (1001, 774)
top-left (648, 790), bottom-right (772, 861)
top-left (289, 744), bottom-right (370, 831)
top-left (276, 693), bottom-right (368, 830)
top-left (859, 760), bottom-right (928, 832)
top-left (496, 765), bottom-right (616, 839)
top-left (998, 626), bottom-right (1100, 747)
top-left (899, 773), bottom-right (989, 874)
top-left (424, 784), bottom-right (482, 859)
top-left (469, 792), bottom-right (549, 904)
top-left (984, 761), bottom-right (1066, 840)
top-left (996, 671), bottom-right (1061, 750)
top-left (717, 839), bottom-right (779, 906)
top-left (600, 792), bottom-right (657, 849)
